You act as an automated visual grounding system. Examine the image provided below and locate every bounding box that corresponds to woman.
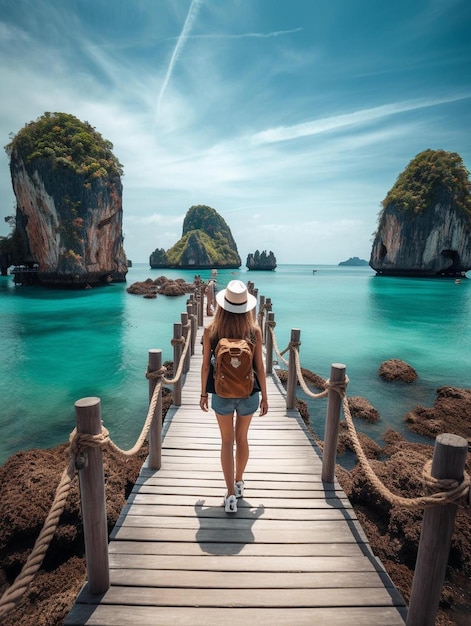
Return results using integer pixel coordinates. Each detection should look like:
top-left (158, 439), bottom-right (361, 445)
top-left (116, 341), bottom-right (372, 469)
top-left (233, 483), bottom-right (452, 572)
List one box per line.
top-left (200, 280), bottom-right (268, 513)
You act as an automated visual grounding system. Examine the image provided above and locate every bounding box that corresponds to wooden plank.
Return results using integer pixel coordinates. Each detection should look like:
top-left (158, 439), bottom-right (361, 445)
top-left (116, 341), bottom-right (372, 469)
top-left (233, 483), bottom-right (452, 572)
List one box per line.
top-left (112, 514), bottom-right (367, 533)
top-left (107, 569), bottom-right (397, 589)
top-left (74, 585), bottom-right (406, 608)
top-left (65, 605), bottom-right (407, 626)
top-left (106, 554), bottom-right (387, 574)
top-left (118, 504), bottom-right (354, 521)
top-left (110, 526), bottom-right (368, 544)
top-left (107, 540), bottom-right (370, 558)
top-left (137, 469), bottom-right (338, 484)
top-left (133, 475), bottom-right (343, 488)
top-left (126, 494), bottom-right (353, 508)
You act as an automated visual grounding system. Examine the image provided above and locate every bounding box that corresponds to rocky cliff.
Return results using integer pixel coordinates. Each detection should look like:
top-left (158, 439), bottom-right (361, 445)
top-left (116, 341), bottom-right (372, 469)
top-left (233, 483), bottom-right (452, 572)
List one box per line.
top-left (370, 150), bottom-right (471, 277)
top-left (246, 249), bottom-right (277, 270)
top-left (6, 112), bottom-right (128, 287)
top-left (150, 204), bottom-right (241, 269)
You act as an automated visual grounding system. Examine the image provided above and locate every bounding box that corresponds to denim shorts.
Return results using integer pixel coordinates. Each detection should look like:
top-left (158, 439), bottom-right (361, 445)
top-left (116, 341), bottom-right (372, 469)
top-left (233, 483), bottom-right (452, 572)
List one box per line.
top-left (211, 392), bottom-right (260, 416)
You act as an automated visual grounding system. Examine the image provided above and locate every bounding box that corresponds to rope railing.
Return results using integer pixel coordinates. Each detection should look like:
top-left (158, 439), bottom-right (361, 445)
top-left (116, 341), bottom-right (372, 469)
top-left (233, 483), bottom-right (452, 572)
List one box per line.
top-left (0, 456), bottom-right (76, 618)
top-left (267, 322), bottom-right (290, 367)
top-left (162, 328), bottom-right (192, 385)
top-left (0, 319), bottom-right (193, 619)
top-left (339, 392), bottom-right (470, 510)
top-left (268, 319), bottom-right (471, 512)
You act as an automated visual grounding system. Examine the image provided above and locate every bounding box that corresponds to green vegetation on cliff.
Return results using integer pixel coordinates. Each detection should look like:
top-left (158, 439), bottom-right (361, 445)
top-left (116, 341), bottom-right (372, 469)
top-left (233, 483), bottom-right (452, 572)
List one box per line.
top-left (5, 112), bottom-right (123, 180)
top-left (381, 149), bottom-right (471, 217)
top-left (153, 205), bottom-right (241, 268)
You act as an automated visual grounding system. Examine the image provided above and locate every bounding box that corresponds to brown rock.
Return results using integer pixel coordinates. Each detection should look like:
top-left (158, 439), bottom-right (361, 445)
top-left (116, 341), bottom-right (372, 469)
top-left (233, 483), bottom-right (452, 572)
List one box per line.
top-left (127, 276), bottom-right (197, 298)
top-left (159, 281), bottom-right (186, 296)
top-left (379, 358), bottom-right (418, 382)
top-left (274, 367), bottom-right (326, 391)
top-left (348, 396), bottom-right (380, 422)
top-left (337, 421), bottom-right (382, 458)
top-left (405, 386), bottom-right (471, 441)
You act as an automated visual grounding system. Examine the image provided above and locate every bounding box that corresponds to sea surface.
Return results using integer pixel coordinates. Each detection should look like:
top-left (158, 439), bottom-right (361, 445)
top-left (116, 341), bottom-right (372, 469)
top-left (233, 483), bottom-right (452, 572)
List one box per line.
top-left (1, 263), bottom-right (470, 466)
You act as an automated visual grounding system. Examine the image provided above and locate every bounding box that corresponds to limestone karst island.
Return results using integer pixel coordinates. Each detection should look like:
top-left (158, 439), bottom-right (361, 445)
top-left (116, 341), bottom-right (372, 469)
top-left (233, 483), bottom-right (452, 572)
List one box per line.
top-left (370, 149), bottom-right (471, 278)
top-left (1, 112), bottom-right (128, 287)
top-left (149, 204), bottom-right (241, 269)
top-left (246, 250), bottom-right (277, 270)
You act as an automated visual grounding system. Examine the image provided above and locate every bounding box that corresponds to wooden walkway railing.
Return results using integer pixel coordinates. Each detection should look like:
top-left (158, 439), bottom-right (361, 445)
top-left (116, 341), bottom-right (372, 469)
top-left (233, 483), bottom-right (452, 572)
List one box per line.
top-left (64, 319), bottom-right (407, 625)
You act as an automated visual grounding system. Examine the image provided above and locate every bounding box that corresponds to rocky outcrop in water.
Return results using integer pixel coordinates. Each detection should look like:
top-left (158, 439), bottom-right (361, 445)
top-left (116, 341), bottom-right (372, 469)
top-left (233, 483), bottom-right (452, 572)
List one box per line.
top-left (379, 359), bottom-right (418, 383)
top-left (6, 112), bottom-right (128, 287)
top-left (149, 205), bottom-right (241, 269)
top-left (127, 275), bottom-right (200, 298)
top-left (246, 250), bottom-right (277, 270)
top-left (370, 150), bottom-right (471, 277)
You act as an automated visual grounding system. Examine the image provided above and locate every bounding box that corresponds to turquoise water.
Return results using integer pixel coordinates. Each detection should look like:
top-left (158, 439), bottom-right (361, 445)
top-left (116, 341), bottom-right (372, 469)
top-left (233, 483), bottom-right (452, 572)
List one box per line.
top-left (1, 264), bottom-right (470, 466)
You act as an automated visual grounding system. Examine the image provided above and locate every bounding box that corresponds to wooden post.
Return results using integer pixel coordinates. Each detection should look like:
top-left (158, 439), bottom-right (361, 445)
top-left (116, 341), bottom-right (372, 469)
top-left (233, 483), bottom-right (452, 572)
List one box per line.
top-left (187, 302), bottom-right (196, 356)
top-left (264, 298), bottom-right (272, 346)
top-left (181, 312), bottom-right (190, 374)
top-left (173, 323), bottom-right (183, 406)
top-left (252, 288), bottom-right (258, 322)
top-left (74, 397), bottom-right (109, 594)
top-left (147, 349), bottom-right (162, 470)
top-left (265, 311), bottom-right (274, 374)
top-left (321, 363), bottom-right (346, 483)
top-left (197, 284), bottom-right (204, 326)
top-left (286, 329), bottom-right (300, 410)
top-left (259, 295), bottom-right (266, 342)
top-left (406, 433), bottom-right (468, 626)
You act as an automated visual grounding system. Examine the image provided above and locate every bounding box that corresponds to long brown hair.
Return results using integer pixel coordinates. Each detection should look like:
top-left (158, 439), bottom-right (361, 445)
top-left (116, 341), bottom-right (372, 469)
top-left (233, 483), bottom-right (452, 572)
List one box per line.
top-left (208, 307), bottom-right (257, 343)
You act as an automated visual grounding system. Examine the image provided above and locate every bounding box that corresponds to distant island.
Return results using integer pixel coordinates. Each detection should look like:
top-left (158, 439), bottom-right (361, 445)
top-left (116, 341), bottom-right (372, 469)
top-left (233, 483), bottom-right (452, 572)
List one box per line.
top-left (246, 250), bottom-right (277, 271)
top-left (338, 257), bottom-right (369, 266)
top-left (149, 204), bottom-right (241, 269)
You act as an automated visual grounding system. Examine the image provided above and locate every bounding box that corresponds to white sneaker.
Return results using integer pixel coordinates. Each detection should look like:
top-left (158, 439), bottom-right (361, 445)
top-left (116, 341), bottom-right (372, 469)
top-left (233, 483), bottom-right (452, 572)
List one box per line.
top-left (234, 480), bottom-right (245, 499)
top-left (224, 494), bottom-right (237, 513)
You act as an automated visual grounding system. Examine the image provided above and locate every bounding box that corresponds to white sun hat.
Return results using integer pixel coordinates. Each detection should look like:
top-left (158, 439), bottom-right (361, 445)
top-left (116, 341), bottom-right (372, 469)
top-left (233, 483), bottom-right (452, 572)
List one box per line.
top-left (215, 279), bottom-right (257, 313)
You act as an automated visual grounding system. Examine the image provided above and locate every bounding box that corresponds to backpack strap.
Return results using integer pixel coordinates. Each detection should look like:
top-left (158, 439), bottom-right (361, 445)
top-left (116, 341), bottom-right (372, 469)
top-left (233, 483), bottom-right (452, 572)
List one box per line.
top-left (211, 330), bottom-right (256, 353)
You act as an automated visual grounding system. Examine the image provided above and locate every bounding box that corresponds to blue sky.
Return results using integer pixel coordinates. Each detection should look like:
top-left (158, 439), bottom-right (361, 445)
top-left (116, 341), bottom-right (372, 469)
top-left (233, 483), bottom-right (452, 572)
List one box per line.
top-left (0, 0), bottom-right (470, 265)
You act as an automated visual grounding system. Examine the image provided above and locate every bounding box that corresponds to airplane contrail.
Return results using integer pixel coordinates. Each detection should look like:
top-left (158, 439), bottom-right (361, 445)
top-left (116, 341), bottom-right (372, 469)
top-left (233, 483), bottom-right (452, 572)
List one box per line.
top-left (156, 0), bottom-right (204, 116)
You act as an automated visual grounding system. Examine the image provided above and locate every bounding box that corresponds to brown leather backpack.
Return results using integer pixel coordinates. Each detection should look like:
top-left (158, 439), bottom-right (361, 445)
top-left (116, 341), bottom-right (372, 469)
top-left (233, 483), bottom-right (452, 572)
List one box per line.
top-left (213, 337), bottom-right (255, 398)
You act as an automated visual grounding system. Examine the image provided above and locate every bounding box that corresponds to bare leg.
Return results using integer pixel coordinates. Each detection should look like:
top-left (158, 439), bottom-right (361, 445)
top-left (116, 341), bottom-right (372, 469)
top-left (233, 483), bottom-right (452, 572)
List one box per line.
top-left (215, 412), bottom-right (235, 495)
top-left (235, 413), bottom-right (254, 483)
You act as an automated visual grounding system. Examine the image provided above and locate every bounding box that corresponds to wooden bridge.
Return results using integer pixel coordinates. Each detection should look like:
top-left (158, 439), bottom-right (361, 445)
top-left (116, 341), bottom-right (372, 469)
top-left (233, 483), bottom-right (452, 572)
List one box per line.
top-left (65, 319), bottom-right (407, 625)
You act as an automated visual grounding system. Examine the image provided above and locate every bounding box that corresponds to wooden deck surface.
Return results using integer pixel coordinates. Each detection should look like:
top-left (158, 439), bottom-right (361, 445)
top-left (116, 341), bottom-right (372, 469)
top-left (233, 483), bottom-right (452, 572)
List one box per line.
top-left (65, 318), bottom-right (407, 625)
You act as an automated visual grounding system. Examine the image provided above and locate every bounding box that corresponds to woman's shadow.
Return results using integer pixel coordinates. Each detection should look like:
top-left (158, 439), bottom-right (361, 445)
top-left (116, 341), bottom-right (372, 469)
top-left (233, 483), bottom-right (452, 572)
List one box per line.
top-left (194, 499), bottom-right (265, 555)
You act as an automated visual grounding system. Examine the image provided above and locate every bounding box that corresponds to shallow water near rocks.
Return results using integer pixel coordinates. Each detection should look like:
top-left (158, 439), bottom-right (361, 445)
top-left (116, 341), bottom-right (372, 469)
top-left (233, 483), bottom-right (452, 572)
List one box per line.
top-left (1, 263), bottom-right (470, 465)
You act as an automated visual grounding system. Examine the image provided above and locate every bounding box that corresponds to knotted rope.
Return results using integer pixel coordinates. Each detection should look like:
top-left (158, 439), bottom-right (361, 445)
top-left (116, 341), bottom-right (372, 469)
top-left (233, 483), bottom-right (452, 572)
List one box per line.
top-left (338, 388), bottom-right (470, 510)
top-left (162, 328), bottom-right (192, 385)
top-left (257, 302), bottom-right (271, 328)
top-left (0, 452), bottom-right (77, 618)
top-left (267, 323), bottom-right (290, 367)
top-left (107, 378), bottom-right (163, 457)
